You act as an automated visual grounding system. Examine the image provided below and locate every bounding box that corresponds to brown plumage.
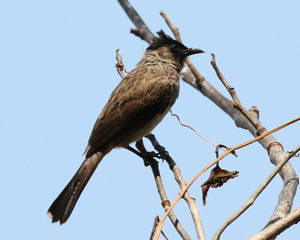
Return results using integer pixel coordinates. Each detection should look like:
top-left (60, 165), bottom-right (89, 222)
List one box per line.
top-left (47, 30), bottom-right (204, 224)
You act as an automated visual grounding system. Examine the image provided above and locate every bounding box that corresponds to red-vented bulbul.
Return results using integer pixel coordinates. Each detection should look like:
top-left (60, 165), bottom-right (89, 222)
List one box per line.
top-left (47, 30), bottom-right (204, 224)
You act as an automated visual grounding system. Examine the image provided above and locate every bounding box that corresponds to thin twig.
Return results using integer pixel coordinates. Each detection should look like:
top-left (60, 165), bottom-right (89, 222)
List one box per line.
top-left (160, 10), bottom-right (205, 84)
top-left (150, 216), bottom-right (160, 240)
top-left (155, 117), bottom-right (300, 240)
top-left (246, 208), bottom-right (300, 240)
top-left (210, 54), bottom-right (266, 135)
top-left (212, 144), bottom-right (300, 240)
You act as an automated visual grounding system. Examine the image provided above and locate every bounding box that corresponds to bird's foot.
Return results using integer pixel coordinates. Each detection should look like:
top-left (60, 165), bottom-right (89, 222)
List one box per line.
top-left (142, 150), bottom-right (169, 166)
top-left (126, 146), bottom-right (167, 166)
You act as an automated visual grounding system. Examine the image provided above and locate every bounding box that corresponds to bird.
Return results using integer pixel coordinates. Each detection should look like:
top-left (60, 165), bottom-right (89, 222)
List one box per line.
top-left (47, 30), bottom-right (204, 224)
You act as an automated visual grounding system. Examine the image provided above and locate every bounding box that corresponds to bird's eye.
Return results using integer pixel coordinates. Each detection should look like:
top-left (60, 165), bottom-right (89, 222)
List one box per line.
top-left (172, 44), bottom-right (179, 51)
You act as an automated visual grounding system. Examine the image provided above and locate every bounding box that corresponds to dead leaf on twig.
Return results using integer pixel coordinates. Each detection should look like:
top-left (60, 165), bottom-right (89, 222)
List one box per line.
top-left (201, 163), bottom-right (239, 205)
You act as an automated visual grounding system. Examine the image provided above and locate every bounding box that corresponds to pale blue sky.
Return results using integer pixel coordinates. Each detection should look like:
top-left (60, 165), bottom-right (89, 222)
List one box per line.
top-left (1, 1), bottom-right (300, 239)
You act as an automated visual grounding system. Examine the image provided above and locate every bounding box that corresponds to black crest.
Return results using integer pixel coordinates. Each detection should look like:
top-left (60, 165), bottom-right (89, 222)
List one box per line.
top-left (147, 30), bottom-right (188, 51)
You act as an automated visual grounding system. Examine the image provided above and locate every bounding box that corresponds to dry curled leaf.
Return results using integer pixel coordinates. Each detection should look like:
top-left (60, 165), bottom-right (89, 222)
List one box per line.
top-left (201, 163), bottom-right (239, 205)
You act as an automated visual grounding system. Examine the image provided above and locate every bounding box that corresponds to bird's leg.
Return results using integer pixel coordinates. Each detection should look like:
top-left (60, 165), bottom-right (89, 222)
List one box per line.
top-left (126, 145), bottom-right (147, 159)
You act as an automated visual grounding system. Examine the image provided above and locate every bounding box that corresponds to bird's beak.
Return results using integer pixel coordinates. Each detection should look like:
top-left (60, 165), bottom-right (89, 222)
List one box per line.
top-left (183, 48), bottom-right (205, 56)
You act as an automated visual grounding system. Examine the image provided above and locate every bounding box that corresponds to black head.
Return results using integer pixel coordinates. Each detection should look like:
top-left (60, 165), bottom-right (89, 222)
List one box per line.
top-left (147, 30), bottom-right (204, 61)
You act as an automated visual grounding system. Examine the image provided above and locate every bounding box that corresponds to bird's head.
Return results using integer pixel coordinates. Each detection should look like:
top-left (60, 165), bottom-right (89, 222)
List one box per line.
top-left (147, 30), bottom-right (204, 67)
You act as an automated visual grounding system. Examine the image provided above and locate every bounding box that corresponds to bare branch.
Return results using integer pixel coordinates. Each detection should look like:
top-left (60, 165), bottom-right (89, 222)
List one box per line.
top-left (117, 2), bottom-right (300, 239)
top-left (149, 216), bottom-right (160, 240)
top-left (245, 207), bottom-right (300, 240)
top-left (160, 9), bottom-right (299, 233)
top-left (145, 134), bottom-right (206, 240)
top-left (135, 139), bottom-right (192, 240)
top-left (117, 0), bottom-right (154, 43)
top-left (155, 117), bottom-right (300, 240)
top-left (208, 54), bottom-right (299, 228)
top-left (213, 144), bottom-right (300, 240)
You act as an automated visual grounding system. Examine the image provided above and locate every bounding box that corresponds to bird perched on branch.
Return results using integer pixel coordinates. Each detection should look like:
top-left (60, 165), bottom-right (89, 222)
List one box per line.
top-left (47, 30), bottom-right (204, 224)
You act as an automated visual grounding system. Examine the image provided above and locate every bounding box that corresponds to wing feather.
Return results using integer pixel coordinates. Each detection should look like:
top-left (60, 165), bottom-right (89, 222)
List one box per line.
top-left (85, 65), bottom-right (179, 158)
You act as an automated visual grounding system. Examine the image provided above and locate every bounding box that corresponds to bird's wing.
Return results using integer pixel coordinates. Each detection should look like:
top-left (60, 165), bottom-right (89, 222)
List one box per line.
top-left (84, 66), bottom-right (179, 158)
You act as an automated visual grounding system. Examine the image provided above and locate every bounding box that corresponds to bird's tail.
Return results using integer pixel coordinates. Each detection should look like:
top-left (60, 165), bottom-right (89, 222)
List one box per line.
top-left (47, 152), bottom-right (104, 224)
